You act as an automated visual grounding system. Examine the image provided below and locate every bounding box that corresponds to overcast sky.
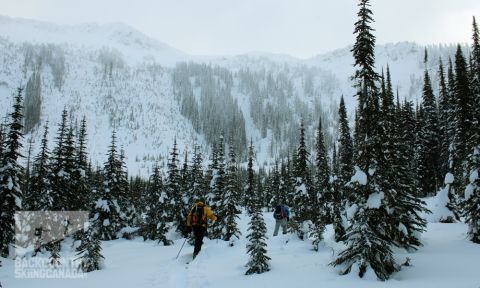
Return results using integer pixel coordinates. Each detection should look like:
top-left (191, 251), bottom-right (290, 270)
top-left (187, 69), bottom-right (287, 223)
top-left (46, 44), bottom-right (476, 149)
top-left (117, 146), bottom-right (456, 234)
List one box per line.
top-left (2, 0), bottom-right (480, 58)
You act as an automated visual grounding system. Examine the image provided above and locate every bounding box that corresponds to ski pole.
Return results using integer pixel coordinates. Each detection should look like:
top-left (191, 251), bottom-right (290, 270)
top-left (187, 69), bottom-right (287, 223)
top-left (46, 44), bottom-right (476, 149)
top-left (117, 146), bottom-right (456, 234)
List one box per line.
top-left (176, 238), bottom-right (188, 259)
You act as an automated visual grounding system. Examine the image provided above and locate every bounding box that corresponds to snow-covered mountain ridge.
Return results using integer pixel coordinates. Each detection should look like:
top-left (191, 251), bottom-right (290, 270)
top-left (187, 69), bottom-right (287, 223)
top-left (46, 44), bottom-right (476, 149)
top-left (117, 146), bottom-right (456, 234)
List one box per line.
top-left (0, 16), bottom-right (469, 176)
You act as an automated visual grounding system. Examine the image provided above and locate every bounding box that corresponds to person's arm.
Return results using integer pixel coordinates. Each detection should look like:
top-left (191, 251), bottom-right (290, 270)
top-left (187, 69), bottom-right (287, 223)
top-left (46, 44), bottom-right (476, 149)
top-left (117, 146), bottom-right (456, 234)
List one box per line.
top-left (205, 206), bottom-right (217, 221)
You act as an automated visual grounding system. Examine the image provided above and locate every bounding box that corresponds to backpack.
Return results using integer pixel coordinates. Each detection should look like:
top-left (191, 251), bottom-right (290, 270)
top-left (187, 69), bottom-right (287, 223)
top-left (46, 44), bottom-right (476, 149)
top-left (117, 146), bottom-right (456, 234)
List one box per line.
top-left (274, 205), bottom-right (285, 220)
top-left (191, 204), bottom-right (205, 226)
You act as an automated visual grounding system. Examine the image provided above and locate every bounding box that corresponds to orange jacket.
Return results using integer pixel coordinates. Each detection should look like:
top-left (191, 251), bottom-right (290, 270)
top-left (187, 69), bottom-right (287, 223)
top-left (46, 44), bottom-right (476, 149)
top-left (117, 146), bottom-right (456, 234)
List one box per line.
top-left (186, 201), bottom-right (217, 228)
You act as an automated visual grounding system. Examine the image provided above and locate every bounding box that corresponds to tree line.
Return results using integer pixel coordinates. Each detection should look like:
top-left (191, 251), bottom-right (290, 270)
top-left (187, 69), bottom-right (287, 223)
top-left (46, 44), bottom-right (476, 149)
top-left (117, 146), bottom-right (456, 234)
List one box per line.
top-left (0, 0), bottom-right (479, 279)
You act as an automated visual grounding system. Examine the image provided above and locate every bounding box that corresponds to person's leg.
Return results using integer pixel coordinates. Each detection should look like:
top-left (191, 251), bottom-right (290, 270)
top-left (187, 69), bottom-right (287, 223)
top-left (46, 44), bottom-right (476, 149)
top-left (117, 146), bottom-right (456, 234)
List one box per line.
top-left (193, 226), bottom-right (206, 257)
top-left (281, 218), bottom-right (288, 234)
top-left (273, 220), bottom-right (281, 236)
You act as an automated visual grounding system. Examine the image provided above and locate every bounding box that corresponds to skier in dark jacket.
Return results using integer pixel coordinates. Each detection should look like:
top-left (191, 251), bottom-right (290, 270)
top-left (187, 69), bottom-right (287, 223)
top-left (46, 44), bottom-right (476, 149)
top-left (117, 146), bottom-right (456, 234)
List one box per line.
top-left (185, 200), bottom-right (217, 259)
top-left (273, 204), bottom-right (290, 236)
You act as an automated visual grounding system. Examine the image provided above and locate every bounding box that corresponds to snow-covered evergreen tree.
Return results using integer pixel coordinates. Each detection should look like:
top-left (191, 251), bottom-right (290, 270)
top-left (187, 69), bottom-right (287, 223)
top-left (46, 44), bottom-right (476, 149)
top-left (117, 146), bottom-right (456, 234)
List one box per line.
top-left (334, 96), bottom-right (353, 241)
top-left (245, 140), bottom-right (257, 214)
top-left (392, 98), bottom-right (429, 250)
top-left (165, 137), bottom-right (184, 233)
top-left (314, 117), bottom-right (332, 223)
top-left (438, 59), bottom-right (453, 180)
top-left (74, 117), bottom-right (90, 211)
top-left (50, 109), bottom-right (71, 210)
top-left (464, 16), bottom-right (480, 244)
top-left (141, 164), bottom-right (171, 245)
top-left (245, 181), bottom-right (270, 275)
top-left (209, 136), bottom-right (227, 240)
top-left (188, 144), bottom-right (207, 206)
top-left (221, 137), bottom-right (242, 245)
top-left (283, 155), bottom-right (296, 209)
top-left (310, 117), bottom-right (330, 250)
top-left (76, 218), bottom-right (104, 272)
top-left (25, 122), bottom-right (53, 211)
top-left (0, 88), bottom-right (24, 257)
top-left (417, 54), bottom-right (440, 196)
top-left (267, 161), bottom-right (281, 208)
top-left (95, 131), bottom-right (125, 240)
top-left (291, 121), bottom-right (312, 240)
top-left (332, 0), bottom-right (397, 280)
top-left (464, 148), bottom-right (480, 244)
top-left (452, 45), bottom-right (472, 195)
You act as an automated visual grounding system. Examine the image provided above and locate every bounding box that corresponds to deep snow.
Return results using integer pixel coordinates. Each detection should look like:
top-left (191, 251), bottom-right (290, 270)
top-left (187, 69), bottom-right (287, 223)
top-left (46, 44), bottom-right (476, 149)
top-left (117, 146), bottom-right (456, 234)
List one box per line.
top-left (1, 212), bottom-right (479, 288)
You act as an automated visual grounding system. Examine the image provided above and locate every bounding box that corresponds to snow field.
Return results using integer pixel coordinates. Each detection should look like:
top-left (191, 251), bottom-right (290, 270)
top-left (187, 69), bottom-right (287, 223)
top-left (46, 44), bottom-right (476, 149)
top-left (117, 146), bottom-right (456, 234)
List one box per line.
top-left (2, 211), bottom-right (480, 288)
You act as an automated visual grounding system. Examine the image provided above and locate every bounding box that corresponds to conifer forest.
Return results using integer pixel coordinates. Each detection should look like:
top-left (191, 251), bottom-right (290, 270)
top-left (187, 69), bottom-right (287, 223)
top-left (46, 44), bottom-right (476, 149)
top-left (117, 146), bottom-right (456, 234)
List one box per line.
top-left (1, 0), bottom-right (479, 287)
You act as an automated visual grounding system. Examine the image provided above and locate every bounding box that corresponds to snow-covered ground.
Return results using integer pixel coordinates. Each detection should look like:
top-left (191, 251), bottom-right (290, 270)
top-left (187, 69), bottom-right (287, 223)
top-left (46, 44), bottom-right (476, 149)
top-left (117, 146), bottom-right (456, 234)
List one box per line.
top-left (1, 212), bottom-right (479, 288)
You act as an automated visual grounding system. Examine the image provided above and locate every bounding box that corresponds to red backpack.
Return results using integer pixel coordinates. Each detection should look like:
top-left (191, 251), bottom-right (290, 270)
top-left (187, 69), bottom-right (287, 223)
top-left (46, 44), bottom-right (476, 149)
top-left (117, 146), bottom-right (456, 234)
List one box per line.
top-left (191, 204), bottom-right (205, 226)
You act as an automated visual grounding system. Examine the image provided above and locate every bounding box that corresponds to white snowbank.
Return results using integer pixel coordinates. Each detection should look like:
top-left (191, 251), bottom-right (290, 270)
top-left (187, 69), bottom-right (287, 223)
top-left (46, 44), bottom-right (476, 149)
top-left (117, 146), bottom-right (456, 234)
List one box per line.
top-left (422, 186), bottom-right (456, 223)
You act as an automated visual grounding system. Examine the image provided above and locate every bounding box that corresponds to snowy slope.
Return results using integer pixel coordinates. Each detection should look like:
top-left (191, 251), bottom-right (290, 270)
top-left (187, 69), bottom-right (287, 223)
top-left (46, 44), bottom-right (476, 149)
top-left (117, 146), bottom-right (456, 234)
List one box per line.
top-left (1, 212), bottom-right (479, 287)
top-left (0, 17), bottom-right (469, 175)
top-left (0, 15), bottom-right (190, 66)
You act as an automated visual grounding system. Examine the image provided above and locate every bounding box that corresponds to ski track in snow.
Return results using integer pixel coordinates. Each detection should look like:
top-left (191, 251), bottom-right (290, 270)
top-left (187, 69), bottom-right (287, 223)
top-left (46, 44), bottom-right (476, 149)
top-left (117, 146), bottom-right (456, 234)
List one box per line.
top-left (2, 213), bottom-right (480, 288)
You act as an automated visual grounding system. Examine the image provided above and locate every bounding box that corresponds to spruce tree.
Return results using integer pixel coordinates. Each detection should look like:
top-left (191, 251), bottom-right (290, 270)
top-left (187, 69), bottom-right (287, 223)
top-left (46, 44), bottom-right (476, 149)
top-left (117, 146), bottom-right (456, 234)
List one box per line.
top-left (74, 117), bottom-right (90, 211)
top-left (267, 161), bottom-right (281, 208)
top-left (188, 144), bottom-right (207, 204)
top-left (178, 149), bottom-right (191, 236)
top-left (310, 117), bottom-right (330, 250)
top-left (314, 117), bottom-right (332, 223)
top-left (334, 96), bottom-right (353, 241)
top-left (392, 99), bottom-right (429, 250)
top-left (471, 17), bottom-right (480, 143)
top-left (245, 140), bottom-right (256, 214)
top-left (332, 0), bottom-right (397, 280)
top-left (210, 136), bottom-right (227, 240)
top-left (143, 164), bottom-right (171, 245)
top-left (418, 55), bottom-right (440, 196)
top-left (452, 45), bottom-right (472, 195)
top-left (75, 217), bottom-right (104, 272)
top-left (338, 96), bottom-right (354, 197)
top-left (464, 148), bottom-right (480, 244)
top-left (205, 140), bottom-right (219, 207)
top-left (27, 122), bottom-right (54, 211)
top-left (95, 131), bottom-right (124, 240)
top-left (221, 137), bottom-right (242, 244)
top-left (63, 125), bottom-right (78, 209)
top-left (119, 146), bottom-right (137, 231)
top-left (438, 58), bottom-right (452, 179)
top-left (245, 180), bottom-right (270, 275)
top-left (291, 121), bottom-right (312, 240)
top-left (50, 108), bottom-right (68, 210)
top-left (165, 137), bottom-right (183, 232)
top-left (279, 158), bottom-right (293, 207)
top-left (463, 16), bottom-right (480, 244)
top-left (0, 88), bottom-right (25, 257)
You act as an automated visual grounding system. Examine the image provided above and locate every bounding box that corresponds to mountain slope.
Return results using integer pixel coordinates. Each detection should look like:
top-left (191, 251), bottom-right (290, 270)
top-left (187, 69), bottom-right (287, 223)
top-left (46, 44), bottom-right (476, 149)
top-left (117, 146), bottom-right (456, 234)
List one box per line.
top-left (0, 17), bottom-right (468, 175)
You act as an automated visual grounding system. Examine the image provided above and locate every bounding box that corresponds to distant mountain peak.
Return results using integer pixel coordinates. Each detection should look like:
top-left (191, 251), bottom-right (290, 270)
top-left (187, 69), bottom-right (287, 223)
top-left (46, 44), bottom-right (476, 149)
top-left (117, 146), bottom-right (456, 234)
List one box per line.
top-left (0, 15), bottom-right (189, 66)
